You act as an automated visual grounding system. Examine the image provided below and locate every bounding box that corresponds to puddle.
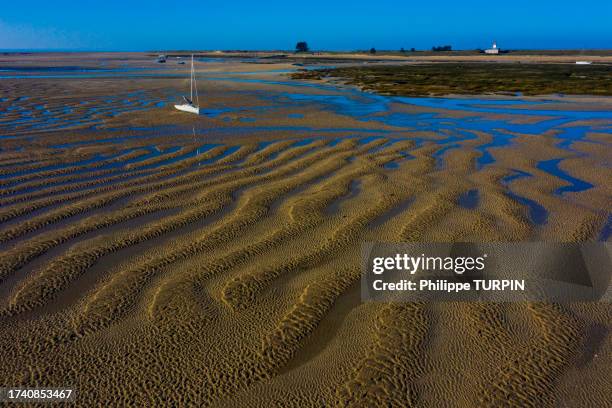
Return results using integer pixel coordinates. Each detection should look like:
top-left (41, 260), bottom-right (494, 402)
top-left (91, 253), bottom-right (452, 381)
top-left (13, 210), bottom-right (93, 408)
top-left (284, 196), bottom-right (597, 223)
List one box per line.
top-left (598, 214), bottom-right (612, 241)
top-left (507, 191), bottom-right (548, 225)
top-left (383, 151), bottom-right (415, 169)
top-left (395, 96), bottom-right (612, 120)
top-left (197, 145), bottom-right (241, 166)
top-left (433, 143), bottom-right (460, 169)
top-left (383, 162), bottom-right (400, 169)
top-left (357, 136), bottom-right (385, 145)
top-left (537, 158), bottom-right (594, 196)
top-left (501, 170), bottom-right (548, 225)
top-left (291, 138), bottom-right (315, 147)
top-left (281, 93), bottom-right (389, 118)
top-left (202, 107), bottom-right (237, 118)
top-left (475, 131), bottom-right (515, 169)
top-left (367, 140), bottom-right (401, 154)
top-left (458, 189), bottom-right (479, 209)
top-left (197, 57), bottom-right (230, 63)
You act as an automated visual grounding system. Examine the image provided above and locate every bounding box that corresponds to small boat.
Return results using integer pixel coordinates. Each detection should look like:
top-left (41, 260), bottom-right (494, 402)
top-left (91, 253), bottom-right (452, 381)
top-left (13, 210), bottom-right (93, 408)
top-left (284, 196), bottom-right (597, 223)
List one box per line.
top-left (575, 61), bottom-right (592, 65)
top-left (174, 55), bottom-right (200, 115)
top-left (157, 54), bottom-right (167, 63)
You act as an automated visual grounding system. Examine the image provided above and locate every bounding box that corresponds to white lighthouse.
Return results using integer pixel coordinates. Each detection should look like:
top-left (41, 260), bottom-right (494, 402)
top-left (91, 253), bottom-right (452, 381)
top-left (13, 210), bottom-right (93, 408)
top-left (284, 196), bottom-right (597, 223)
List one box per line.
top-left (485, 41), bottom-right (500, 54)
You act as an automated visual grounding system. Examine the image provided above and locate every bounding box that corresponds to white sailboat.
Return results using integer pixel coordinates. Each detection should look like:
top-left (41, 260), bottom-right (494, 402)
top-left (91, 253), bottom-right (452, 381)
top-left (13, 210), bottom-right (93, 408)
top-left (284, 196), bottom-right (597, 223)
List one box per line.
top-left (174, 55), bottom-right (200, 115)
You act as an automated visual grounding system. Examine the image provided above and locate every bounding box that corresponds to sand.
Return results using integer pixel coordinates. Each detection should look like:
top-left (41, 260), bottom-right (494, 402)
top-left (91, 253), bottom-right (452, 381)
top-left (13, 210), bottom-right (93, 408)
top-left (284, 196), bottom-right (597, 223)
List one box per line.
top-left (0, 52), bottom-right (610, 407)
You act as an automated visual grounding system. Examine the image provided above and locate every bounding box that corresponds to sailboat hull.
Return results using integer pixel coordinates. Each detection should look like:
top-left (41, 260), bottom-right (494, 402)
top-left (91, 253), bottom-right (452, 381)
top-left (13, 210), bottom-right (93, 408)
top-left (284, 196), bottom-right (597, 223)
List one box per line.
top-left (174, 104), bottom-right (200, 115)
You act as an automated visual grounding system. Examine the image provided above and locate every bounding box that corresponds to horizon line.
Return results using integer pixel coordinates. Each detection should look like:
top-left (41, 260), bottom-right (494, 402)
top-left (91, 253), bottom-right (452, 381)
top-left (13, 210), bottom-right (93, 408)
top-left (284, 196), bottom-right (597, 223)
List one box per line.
top-left (2, 47), bottom-right (612, 53)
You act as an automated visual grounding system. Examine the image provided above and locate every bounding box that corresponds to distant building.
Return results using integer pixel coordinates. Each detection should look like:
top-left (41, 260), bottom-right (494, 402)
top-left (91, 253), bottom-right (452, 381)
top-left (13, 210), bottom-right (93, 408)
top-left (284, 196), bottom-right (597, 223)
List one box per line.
top-left (485, 41), bottom-right (499, 54)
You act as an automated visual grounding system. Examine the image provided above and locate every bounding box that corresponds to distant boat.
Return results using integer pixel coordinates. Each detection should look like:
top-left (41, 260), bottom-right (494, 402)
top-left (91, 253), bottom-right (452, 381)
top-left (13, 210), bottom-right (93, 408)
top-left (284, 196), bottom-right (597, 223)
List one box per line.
top-left (157, 54), bottom-right (167, 63)
top-left (174, 55), bottom-right (200, 115)
top-left (575, 61), bottom-right (592, 65)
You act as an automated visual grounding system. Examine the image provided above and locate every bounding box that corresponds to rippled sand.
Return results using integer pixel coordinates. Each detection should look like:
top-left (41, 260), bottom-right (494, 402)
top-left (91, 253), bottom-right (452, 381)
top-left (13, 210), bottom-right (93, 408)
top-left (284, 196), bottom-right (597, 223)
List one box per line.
top-left (0, 53), bottom-right (610, 406)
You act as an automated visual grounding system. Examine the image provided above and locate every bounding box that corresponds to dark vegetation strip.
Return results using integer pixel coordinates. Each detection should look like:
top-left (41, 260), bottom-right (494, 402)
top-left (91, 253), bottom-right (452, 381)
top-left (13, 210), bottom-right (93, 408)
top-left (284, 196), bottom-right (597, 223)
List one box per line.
top-left (291, 63), bottom-right (612, 96)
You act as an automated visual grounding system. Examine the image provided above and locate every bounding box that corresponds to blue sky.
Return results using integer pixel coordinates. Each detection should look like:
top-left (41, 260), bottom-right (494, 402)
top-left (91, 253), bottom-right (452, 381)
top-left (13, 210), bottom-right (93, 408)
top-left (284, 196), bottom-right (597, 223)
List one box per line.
top-left (1, 1), bottom-right (611, 51)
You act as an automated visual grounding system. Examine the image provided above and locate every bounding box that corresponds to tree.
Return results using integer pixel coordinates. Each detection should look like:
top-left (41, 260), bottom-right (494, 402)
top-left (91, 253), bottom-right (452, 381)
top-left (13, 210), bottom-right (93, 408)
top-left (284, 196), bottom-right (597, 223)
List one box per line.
top-left (295, 41), bottom-right (309, 53)
top-left (432, 45), bottom-right (452, 52)
top-left (410, 47), bottom-right (416, 52)
top-left (400, 47), bottom-right (405, 53)
top-left (370, 47), bottom-right (376, 54)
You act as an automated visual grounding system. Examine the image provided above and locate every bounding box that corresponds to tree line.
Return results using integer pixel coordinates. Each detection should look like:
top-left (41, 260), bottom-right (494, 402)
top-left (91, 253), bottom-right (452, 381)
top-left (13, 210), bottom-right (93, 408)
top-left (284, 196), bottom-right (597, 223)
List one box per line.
top-left (295, 42), bottom-right (454, 53)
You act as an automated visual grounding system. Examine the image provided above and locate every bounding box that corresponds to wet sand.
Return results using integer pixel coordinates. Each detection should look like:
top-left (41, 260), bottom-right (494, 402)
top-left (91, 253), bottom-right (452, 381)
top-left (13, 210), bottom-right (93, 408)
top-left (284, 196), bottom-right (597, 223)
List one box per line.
top-left (0, 53), bottom-right (610, 406)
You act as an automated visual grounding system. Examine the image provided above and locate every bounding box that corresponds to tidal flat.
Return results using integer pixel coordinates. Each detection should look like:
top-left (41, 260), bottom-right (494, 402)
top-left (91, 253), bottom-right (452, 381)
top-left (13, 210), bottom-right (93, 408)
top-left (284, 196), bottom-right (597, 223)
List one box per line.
top-left (0, 52), bottom-right (610, 406)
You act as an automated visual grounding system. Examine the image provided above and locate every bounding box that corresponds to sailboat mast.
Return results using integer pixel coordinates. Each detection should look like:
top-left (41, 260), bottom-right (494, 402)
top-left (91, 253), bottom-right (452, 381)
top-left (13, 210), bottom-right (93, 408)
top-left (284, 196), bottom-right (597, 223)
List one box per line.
top-left (190, 54), bottom-right (194, 101)
top-left (193, 55), bottom-right (199, 106)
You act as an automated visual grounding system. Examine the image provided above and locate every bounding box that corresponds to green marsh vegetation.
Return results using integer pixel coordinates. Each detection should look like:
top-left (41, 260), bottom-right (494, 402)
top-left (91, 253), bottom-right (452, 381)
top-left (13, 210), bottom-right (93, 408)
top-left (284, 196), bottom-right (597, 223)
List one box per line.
top-left (291, 63), bottom-right (612, 96)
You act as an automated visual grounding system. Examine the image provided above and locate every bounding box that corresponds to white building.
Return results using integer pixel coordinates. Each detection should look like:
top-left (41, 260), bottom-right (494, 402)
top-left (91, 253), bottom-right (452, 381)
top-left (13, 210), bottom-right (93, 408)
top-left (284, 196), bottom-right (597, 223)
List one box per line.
top-left (485, 41), bottom-right (499, 54)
